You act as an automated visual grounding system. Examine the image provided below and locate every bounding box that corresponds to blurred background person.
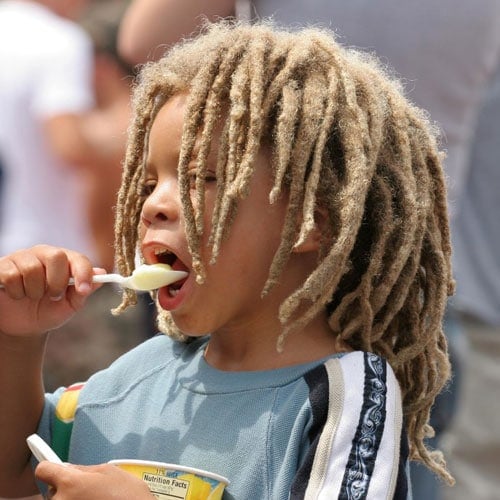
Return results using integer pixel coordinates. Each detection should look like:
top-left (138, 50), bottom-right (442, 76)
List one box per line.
top-left (440, 61), bottom-right (500, 500)
top-left (80, 0), bottom-right (133, 273)
top-left (118, 1), bottom-right (500, 499)
top-left (0, 0), bottom-right (132, 271)
top-left (118, 0), bottom-right (235, 66)
top-left (0, 0), bottom-right (97, 259)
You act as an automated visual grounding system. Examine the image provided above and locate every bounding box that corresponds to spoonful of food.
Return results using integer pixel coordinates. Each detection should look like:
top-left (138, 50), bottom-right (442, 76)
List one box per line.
top-left (69, 263), bottom-right (188, 291)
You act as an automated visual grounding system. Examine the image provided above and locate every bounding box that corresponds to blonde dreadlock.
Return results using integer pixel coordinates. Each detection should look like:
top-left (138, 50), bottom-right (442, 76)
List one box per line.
top-left (113, 21), bottom-right (454, 482)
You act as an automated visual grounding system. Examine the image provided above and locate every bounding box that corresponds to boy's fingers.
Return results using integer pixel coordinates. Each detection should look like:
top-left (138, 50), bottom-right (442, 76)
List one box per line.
top-left (20, 254), bottom-right (47, 301)
top-left (0, 256), bottom-right (26, 299)
top-left (32, 246), bottom-right (93, 297)
top-left (35, 461), bottom-right (71, 485)
top-left (0, 251), bottom-right (46, 300)
top-left (35, 462), bottom-right (111, 485)
top-left (67, 252), bottom-right (98, 295)
top-left (33, 246), bottom-right (72, 300)
top-left (1, 246), bottom-right (102, 299)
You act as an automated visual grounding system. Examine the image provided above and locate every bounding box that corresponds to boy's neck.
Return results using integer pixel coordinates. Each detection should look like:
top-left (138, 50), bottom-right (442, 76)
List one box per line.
top-left (203, 313), bottom-right (346, 371)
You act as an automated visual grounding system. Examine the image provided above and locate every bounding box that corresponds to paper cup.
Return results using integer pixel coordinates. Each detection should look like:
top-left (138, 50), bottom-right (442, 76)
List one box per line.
top-left (109, 459), bottom-right (229, 500)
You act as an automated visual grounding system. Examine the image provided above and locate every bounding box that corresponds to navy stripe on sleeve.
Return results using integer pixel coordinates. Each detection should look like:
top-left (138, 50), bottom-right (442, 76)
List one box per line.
top-left (338, 352), bottom-right (387, 499)
top-left (290, 364), bottom-right (330, 499)
top-left (393, 424), bottom-right (409, 500)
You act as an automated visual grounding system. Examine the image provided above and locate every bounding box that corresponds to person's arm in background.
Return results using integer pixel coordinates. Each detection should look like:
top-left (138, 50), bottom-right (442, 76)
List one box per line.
top-left (77, 48), bottom-right (132, 271)
top-left (38, 54), bottom-right (129, 271)
top-left (42, 109), bottom-right (127, 171)
top-left (117, 0), bottom-right (236, 66)
top-left (35, 22), bottom-right (129, 173)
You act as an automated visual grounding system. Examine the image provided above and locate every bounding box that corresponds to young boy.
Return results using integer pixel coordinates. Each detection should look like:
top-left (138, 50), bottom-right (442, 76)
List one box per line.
top-left (0, 22), bottom-right (453, 499)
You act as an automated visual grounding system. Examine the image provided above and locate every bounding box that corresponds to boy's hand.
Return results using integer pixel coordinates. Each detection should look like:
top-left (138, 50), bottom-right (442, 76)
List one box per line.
top-left (36, 462), bottom-right (154, 500)
top-left (0, 245), bottom-right (101, 337)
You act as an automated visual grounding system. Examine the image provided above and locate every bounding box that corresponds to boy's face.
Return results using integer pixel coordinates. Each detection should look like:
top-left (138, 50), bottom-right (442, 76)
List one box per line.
top-left (139, 94), bottom-right (314, 338)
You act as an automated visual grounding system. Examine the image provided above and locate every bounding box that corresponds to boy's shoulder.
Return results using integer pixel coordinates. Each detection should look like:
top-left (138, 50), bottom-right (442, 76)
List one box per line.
top-left (330, 350), bottom-right (395, 377)
top-left (78, 335), bottom-right (207, 405)
top-left (328, 350), bottom-right (400, 400)
top-left (299, 350), bottom-right (400, 429)
top-left (308, 350), bottom-right (396, 384)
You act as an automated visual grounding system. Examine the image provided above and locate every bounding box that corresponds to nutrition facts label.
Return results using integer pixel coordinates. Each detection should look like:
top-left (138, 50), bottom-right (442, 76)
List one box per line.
top-left (143, 472), bottom-right (190, 500)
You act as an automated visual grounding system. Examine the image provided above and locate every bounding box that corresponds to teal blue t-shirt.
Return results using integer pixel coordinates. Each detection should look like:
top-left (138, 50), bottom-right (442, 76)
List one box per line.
top-left (37, 335), bottom-right (409, 499)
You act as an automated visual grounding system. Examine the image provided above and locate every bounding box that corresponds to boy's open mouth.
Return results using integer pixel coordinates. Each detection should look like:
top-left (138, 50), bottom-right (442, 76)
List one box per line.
top-left (154, 247), bottom-right (177, 267)
top-left (153, 247), bottom-right (188, 296)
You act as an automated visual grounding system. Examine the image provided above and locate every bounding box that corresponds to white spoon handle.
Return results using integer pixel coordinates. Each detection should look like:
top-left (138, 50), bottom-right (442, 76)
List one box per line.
top-left (68, 274), bottom-right (125, 286)
top-left (0, 275), bottom-right (124, 289)
top-left (27, 434), bottom-right (64, 464)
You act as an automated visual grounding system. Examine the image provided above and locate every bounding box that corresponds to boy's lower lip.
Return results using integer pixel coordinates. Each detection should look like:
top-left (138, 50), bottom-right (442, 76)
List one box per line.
top-left (157, 280), bottom-right (187, 311)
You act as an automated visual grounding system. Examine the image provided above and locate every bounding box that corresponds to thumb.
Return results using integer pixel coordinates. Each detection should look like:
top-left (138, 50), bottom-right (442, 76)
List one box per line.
top-left (35, 461), bottom-right (72, 486)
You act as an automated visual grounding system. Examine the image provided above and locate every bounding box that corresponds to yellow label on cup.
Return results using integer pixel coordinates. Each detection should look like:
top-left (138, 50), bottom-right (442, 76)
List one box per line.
top-left (109, 459), bottom-right (229, 500)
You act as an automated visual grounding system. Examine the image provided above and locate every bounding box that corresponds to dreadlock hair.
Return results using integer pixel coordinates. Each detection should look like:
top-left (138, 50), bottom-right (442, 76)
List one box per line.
top-left (113, 21), bottom-right (454, 483)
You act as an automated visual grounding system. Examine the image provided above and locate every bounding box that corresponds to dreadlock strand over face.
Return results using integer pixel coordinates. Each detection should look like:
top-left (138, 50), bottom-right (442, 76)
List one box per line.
top-left (113, 22), bottom-right (454, 482)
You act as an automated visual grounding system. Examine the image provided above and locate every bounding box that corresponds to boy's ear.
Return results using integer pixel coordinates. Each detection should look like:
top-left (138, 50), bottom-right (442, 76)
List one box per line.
top-left (292, 207), bottom-right (327, 254)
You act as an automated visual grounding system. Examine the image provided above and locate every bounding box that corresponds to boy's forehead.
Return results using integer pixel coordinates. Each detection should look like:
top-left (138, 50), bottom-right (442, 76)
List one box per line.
top-left (145, 95), bottom-right (186, 165)
top-left (147, 93), bottom-right (229, 162)
top-left (145, 94), bottom-right (215, 171)
top-left (153, 94), bottom-right (188, 129)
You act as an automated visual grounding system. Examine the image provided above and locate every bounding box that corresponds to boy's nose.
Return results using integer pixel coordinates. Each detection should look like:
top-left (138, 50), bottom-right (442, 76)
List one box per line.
top-left (141, 183), bottom-right (180, 226)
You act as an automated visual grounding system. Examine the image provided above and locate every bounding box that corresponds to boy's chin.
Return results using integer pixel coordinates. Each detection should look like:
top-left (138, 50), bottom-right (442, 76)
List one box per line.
top-left (169, 319), bottom-right (211, 339)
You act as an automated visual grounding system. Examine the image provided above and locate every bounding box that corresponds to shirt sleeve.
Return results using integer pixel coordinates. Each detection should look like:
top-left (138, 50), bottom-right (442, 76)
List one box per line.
top-left (36, 387), bottom-right (66, 445)
top-left (290, 351), bottom-right (409, 500)
top-left (32, 25), bottom-right (95, 117)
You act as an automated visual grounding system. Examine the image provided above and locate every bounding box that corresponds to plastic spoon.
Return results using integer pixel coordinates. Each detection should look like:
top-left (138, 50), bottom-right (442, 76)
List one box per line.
top-left (27, 433), bottom-right (63, 464)
top-left (0, 264), bottom-right (188, 292)
top-left (70, 263), bottom-right (188, 291)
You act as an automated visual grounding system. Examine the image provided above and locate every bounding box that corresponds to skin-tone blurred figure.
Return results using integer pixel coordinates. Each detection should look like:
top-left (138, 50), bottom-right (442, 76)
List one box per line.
top-left (83, 53), bottom-right (130, 271)
top-left (80, 2), bottom-right (132, 271)
top-left (33, 0), bottom-right (127, 177)
top-left (118, 0), bottom-right (235, 65)
top-left (0, 0), bottom-right (128, 263)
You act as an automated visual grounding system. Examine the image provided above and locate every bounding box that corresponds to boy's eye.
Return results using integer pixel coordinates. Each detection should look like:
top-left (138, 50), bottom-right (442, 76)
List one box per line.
top-left (138, 181), bottom-right (156, 198)
top-left (188, 171), bottom-right (217, 189)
